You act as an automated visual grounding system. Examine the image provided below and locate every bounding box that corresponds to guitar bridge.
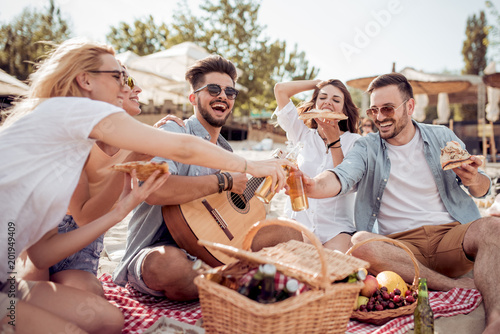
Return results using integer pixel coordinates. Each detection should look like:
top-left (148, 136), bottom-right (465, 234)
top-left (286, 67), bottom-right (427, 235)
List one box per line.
top-left (202, 199), bottom-right (234, 241)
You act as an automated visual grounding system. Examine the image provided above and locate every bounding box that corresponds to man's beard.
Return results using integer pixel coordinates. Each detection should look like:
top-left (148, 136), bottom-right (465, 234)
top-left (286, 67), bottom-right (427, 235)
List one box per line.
top-left (377, 106), bottom-right (409, 140)
top-left (198, 100), bottom-right (231, 128)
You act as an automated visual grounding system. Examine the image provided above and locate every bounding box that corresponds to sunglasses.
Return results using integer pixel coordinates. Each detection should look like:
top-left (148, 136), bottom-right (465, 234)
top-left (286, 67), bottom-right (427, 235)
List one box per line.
top-left (366, 99), bottom-right (408, 118)
top-left (193, 84), bottom-right (239, 100)
top-left (88, 70), bottom-right (127, 86)
top-left (126, 76), bottom-right (137, 89)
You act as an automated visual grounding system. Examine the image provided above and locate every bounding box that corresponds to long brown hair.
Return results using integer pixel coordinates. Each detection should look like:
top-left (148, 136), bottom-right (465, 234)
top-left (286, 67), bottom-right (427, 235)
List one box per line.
top-left (297, 79), bottom-right (359, 133)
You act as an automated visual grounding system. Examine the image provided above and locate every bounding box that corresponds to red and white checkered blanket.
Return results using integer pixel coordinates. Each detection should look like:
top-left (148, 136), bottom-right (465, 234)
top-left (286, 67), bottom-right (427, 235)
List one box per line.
top-left (99, 274), bottom-right (202, 334)
top-left (100, 273), bottom-right (482, 334)
top-left (347, 288), bottom-right (483, 334)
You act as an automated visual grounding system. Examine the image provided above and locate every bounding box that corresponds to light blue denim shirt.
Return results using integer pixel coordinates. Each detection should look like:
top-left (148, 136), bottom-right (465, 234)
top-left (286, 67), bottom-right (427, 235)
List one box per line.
top-left (332, 121), bottom-right (490, 233)
top-left (113, 116), bottom-right (232, 287)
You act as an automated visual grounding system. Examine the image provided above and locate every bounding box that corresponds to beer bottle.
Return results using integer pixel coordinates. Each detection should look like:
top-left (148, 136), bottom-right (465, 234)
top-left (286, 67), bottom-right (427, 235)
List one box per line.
top-left (238, 265), bottom-right (265, 299)
top-left (284, 142), bottom-right (309, 211)
top-left (257, 264), bottom-right (277, 304)
top-left (275, 278), bottom-right (299, 302)
top-left (254, 148), bottom-right (286, 203)
top-left (414, 278), bottom-right (434, 334)
top-left (335, 268), bottom-right (367, 283)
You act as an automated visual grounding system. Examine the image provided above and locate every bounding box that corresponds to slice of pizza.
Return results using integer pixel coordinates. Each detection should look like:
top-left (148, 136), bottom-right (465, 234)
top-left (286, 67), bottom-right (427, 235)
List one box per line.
top-left (298, 109), bottom-right (348, 121)
top-left (110, 161), bottom-right (169, 181)
top-left (440, 141), bottom-right (484, 170)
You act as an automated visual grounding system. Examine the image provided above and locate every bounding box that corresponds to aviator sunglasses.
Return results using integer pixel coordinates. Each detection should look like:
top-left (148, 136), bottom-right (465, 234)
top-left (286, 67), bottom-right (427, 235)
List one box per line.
top-left (366, 99), bottom-right (408, 118)
top-left (126, 76), bottom-right (136, 89)
top-left (193, 84), bottom-right (239, 100)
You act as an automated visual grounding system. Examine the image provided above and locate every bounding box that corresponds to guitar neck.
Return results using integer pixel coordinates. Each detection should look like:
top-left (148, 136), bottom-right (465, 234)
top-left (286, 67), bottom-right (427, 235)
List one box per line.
top-left (243, 176), bottom-right (265, 201)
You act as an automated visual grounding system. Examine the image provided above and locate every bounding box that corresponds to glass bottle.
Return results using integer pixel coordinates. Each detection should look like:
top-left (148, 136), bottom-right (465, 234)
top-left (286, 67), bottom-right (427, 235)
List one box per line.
top-left (414, 278), bottom-right (434, 334)
top-left (238, 265), bottom-right (265, 300)
top-left (285, 142), bottom-right (309, 211)
top-left (254, 148), bottom-right (286, 203)
top-left (275, 278), bottom-right (299, 302)
top-left (256, 264), bottom-right (277, 304)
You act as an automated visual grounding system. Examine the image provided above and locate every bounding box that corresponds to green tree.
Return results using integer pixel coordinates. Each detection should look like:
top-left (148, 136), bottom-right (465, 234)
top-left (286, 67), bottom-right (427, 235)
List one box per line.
top-left (170, 0), bottom-right (318, 116)
top-left (486, 1), bottom-right (500, 62)
top-left (462, 11), bottom-right (488, 75)
top-left (0, 0), bottom-right (71, 80)
top-left (106, 15), bottom-right (172, 56)
top-left (109, 0), bottom-right (318, 116)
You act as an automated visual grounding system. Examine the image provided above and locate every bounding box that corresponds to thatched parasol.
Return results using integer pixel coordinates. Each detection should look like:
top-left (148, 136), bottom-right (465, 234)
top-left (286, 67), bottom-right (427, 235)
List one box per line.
top-left (346, 68), bottom-right (471, 95)
top-left (483, 73), bottom-right (500, 89)
top-left (0, 69), bottom-right (28, 96)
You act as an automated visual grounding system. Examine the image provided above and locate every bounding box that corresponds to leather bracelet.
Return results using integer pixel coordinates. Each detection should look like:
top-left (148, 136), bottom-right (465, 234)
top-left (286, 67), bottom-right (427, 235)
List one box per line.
top-left (222, 172), bottom-right (233, 191)
top-left (326, 139), bottom-right (341, 153)
top-left (216, 173), bottom-right (225, 193)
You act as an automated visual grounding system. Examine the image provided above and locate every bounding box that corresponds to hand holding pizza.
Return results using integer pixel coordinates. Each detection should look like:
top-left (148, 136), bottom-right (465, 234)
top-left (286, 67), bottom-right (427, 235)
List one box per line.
top-left (452, 155), bottom-right (484, 187)
top-left (114, 169), bottom-right (170, 219)
top-left (315, 117), bottom-right (341, 145)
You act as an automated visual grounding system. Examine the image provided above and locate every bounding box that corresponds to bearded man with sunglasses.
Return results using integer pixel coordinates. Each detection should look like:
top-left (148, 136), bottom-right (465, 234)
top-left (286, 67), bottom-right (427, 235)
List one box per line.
top-left (113, 55), bottom-right (252, 301)
top-left (300, 72), bottom-right (500, 333)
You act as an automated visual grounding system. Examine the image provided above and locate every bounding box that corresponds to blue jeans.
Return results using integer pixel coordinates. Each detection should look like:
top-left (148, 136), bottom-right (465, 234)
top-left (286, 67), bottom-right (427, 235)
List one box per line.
top-left (49, 215), bottom-right (104, 276)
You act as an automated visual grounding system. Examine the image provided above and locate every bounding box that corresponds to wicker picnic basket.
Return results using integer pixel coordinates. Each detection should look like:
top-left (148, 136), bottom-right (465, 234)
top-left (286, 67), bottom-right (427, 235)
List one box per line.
top-left (347, 238), bottom-right (420, 325)
top-left (194, 217), bottom-right (369, 334)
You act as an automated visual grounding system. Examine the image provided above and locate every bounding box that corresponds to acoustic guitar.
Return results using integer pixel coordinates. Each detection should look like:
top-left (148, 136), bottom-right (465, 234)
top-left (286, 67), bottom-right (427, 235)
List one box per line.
top-left (162, 176), bottom-right (267, 267)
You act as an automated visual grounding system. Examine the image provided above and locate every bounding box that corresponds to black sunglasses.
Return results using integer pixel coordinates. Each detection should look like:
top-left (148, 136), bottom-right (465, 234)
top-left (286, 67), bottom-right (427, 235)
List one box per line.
top-left (193, 84), bottom-right (239, 100)
top-left (88, 70), bottom-right (127, 86)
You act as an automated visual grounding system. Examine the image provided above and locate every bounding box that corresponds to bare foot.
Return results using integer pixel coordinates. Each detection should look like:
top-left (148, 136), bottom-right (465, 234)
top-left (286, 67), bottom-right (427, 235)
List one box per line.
top-left (453, 277), bottom-right (476, 290)
top-left (483, 310), bottom-right (500, 334)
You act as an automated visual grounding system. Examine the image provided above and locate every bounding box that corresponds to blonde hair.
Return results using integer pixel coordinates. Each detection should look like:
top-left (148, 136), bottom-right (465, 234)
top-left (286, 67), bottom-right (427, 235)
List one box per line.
top-left (2, 38), bottom-right (115, 126)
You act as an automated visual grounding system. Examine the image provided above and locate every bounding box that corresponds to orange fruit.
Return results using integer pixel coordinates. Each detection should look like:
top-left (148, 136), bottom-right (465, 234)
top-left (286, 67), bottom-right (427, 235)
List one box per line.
top-left (376, 271), bottom-right (408, 296)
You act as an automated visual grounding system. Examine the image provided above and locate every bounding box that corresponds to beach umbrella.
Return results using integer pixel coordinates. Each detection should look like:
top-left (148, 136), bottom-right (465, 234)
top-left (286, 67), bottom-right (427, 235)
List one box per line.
top-left (116, 42), bottom-right (246, 108)
top-left (346, 68), bottom-right (472, 95)
top-left (346, 68), bottom-right (477, 123)
top-left (0, 69), bottom-right (28, 96)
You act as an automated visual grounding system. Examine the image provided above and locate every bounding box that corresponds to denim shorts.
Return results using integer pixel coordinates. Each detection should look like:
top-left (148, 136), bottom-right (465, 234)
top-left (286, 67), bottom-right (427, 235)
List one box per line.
top-left (49, 215), bottom-right (104, 276)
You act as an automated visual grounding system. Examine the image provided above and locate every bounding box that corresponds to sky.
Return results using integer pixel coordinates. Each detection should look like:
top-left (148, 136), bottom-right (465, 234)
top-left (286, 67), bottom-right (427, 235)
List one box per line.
top-left (1, 0), bottom-right (499, 85)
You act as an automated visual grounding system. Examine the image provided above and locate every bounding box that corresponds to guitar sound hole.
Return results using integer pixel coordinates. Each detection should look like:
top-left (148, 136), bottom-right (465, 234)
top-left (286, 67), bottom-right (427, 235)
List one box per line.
top-left (229, 192), bottom-right (247, 211)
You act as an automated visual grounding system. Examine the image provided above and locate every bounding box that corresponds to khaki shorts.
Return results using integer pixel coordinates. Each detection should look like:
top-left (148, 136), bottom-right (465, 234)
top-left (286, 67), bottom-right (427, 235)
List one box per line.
top-left (386, 221), bottom-right (474, 278)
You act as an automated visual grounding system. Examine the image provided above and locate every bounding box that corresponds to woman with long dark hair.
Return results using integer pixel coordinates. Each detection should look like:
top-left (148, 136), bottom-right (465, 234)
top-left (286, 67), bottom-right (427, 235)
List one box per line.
top-left (274, 79), bottom-right (360, 252)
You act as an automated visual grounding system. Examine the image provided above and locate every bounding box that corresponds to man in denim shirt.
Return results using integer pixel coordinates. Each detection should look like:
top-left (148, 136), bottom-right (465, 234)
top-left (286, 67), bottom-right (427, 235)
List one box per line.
top-left (113, 56), bottom-right (250, 301)
top-left (302, 73), bottom-right (500, 332)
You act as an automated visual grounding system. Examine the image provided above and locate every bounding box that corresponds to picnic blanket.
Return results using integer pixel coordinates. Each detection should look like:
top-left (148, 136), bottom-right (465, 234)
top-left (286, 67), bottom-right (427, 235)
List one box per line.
top-left (100, 273), bottom-right (481, 334)
top-left (99, 274), bottom-right (202, 334)
top-left (347, 288), bottom-right (483, 334)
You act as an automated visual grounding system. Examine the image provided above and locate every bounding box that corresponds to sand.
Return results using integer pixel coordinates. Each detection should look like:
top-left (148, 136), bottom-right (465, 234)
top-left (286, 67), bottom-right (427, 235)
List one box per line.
top-left (98, 139), bottom-right (489, 334)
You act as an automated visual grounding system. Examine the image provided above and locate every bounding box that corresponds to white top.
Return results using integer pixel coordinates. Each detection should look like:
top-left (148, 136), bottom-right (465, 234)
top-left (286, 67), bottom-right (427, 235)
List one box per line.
top-left (378, 127), bottom-right (455, 235)
top-left (274, 101), bottom-right (360, 243)
top-left (0, 97), bottom-right (124, 282)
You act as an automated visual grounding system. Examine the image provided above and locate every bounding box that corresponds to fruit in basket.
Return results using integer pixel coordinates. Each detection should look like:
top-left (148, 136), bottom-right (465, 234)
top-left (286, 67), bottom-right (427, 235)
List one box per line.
top-left (360, 274), bottom-right (379, 297)
top-left (376, 271), bottom-right (408, 296)
top-left (354, 295), bottom-right (370, 310)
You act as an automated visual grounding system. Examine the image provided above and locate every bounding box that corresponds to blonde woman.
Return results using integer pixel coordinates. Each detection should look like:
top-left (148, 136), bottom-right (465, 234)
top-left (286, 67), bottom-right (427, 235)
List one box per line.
top-left (0, 38), bottom-right (291, 333)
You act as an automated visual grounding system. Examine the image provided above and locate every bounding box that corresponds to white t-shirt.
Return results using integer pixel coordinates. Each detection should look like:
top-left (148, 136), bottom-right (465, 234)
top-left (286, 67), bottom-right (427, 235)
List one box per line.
top-left (274, 101), bottom-right (360, 243)
top-left (378, 128), bottom-right (455, 235)
top-left (0, 97), bottom-right (124, 282)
